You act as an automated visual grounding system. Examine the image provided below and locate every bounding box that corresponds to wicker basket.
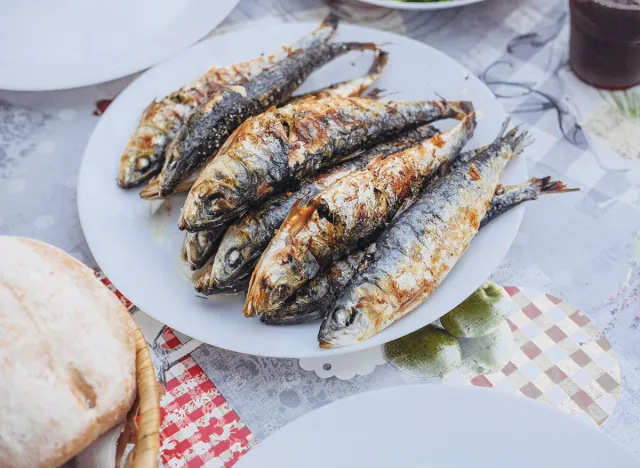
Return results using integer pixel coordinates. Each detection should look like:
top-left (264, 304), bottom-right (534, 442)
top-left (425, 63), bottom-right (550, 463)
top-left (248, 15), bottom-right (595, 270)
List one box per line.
top-left (117, 326), bottom-right (161, 468)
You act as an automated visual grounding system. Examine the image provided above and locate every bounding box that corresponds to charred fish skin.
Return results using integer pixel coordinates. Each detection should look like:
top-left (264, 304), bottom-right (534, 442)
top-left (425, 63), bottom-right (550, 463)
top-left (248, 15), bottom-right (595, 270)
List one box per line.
top-left (209, 125), bottom-right (438, 290)
top-left (264, 176), bottom-right (576, 325)
top-left (180, 98), bottom-right (473, 232)
top-left (318, 124), bottom-right (532, 348)
top-left (117, 13), bottom-right (339, 190)
top-left (243, 114), bottom-right (476, 318)
top-left (159, 40), bottom-right (378, 198)
top-left (184, 224), bottom-right (228, 270)
top-left (138, 49), bottom-right (390, 201)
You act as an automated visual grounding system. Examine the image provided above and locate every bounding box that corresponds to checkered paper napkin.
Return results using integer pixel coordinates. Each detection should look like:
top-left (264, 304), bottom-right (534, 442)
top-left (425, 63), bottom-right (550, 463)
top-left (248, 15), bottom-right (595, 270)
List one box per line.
top-left (443, 287), bottom-right (621, 427)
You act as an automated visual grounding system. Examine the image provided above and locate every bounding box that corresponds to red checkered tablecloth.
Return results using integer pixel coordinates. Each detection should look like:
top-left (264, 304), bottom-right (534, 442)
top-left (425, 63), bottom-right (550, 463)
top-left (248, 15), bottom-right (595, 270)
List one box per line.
top-left (96, 271), bottom-right (256, 467)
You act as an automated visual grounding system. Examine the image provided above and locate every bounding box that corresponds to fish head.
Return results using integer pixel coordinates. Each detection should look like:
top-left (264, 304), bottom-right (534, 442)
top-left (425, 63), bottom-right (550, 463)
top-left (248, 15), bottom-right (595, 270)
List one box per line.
top-left (179, 170), bottom-right (245, 231)
top-left (118, 151), bottom-right (161, 189)
top-left (244, 241), bottom-right (320, 316)
top-left (318, 296), bottom-right (372, 348)
top-left (212, 222), bottom-right (260, 286)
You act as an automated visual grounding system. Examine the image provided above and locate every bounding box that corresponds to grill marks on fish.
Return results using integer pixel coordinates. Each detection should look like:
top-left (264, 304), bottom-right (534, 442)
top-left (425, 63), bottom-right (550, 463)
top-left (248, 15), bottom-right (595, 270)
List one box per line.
top-left (318, 123), bottom-right (533, 348)
top-left (202, 125), bottom-right (438, 291)
top-left (179, 97), bottom-right (474, 231)
top-left (158, 40), bottom-right (380, 198)
top-left (243, 114), bottom-right (476, 318)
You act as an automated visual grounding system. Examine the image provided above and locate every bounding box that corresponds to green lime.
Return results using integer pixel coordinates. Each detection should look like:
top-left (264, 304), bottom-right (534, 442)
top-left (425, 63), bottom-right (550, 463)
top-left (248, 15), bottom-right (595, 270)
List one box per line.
top-left (441, 282), bottom-right (513, 338)
top-left (384, 325), bottom-right (461, 378)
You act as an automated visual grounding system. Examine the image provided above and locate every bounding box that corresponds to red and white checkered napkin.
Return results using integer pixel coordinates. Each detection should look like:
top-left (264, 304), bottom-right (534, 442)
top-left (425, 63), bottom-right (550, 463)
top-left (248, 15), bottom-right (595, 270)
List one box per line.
top-left (95, 271), bottom-right (256, 468)
top-left (443, 287), bottom-right (621, 427)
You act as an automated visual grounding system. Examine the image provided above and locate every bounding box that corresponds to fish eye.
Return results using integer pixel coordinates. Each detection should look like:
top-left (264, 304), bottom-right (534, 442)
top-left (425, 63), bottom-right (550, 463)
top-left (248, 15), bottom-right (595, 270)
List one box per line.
top-left (227, 249), bottom-right (242, 267)
top-left (134, 157), bottom-right (150, 172)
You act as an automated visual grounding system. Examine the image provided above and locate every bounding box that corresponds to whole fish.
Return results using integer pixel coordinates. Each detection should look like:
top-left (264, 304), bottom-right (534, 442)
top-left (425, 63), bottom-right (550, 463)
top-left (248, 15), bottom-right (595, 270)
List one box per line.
top-left (318, 123), bottom-right (532, 348)
top-left (158, 39), bottom-right (380, 198)
top-left (138, 50), bottom-right (389, 201)
top-left (243, 114), bottom-right (476, 317)
top-left (262, 176), bottom-right (577, 325)
top-left (208, 125), bottom-right (438, 290)
top-left (179, 97), bottom-right (474, 231)
top-left (117, 13), bottom-right (339, 189)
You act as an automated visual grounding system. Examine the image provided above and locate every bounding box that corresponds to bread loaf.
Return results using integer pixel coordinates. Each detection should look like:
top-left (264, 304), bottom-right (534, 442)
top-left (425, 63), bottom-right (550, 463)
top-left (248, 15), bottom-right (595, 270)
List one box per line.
top-left (0, 237), bottom-right (137, 468)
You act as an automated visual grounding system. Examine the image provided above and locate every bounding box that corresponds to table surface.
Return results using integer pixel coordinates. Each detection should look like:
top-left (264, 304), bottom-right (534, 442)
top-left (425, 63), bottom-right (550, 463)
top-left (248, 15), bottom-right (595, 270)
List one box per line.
top-left (2, 0), bottom-right (640, 456)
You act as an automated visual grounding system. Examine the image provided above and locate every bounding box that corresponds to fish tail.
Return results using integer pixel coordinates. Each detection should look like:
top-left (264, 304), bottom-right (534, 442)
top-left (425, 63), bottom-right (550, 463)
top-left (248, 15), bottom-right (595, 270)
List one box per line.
top-left (321, 12), bottom-right (340, 32)
top-left (369, 49), bottom-right (389, 74)
top-left (339, 42), bottom-right (380, 53)
top-left (506, 127), bottom-right (533, 158)
top-left (495, 117), bottom-right (511, 140)
top-left (535, 176), bottom-right (580, 195)
top-left (462, 112), bottom-right (477, 133)
top-left (436, 97), bottom-right (475, 120)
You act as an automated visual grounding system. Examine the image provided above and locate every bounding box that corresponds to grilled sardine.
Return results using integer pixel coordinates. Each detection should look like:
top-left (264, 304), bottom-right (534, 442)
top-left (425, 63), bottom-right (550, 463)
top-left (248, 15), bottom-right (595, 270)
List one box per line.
top-left (179, 97), bottom-right (474, 231)
top-left (318, 122), bottom-right (532, 347)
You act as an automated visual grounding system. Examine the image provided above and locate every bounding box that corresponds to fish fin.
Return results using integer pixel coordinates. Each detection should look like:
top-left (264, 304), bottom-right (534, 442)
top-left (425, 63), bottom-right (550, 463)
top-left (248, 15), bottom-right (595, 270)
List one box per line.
top-left (364, 88), bottom-right (386, 100)
top-left (139, 177), bottom-right (162, 200)
top-left (280, 198), bottom-right (319, 238)
top-left (365, 154), bottom-right (385, 169)
top-left (195, 264), bottom-right (214, 294)
top-left (509, 129), bottom-right (534, 157)
top-left (243, 268), bottom-right (259, 316)
top-left (534, 177), bottom-right (580, 195)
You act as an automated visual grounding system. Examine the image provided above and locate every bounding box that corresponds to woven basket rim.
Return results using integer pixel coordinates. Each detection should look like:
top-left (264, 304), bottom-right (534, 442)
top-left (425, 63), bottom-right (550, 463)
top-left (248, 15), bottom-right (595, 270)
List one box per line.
top-left (129, 325), bottom-right (160, 468)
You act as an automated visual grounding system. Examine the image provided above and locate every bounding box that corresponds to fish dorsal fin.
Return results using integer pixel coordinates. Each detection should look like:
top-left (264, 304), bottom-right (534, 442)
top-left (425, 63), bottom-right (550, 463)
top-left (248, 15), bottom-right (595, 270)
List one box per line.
top-left (280, 198), bottom-right (319, 239)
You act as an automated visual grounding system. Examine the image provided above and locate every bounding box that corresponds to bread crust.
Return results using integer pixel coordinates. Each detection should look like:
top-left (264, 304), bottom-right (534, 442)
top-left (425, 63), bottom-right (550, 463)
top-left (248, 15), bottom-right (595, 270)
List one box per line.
top-left (0, 237), bottom-right (137, 468)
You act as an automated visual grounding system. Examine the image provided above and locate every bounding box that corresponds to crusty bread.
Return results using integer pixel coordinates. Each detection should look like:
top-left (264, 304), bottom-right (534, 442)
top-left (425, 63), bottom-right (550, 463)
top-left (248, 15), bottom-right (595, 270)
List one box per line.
top-left (0, 237), bottom-right (137, 468)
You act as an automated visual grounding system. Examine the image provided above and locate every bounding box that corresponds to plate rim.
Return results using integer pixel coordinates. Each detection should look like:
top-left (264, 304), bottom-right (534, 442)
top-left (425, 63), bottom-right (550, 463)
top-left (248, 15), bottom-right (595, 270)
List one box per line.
top-left (78, 21), bottom-right (525, 359)
top-left (0, 0), bottom-right (239, 91)
top-left (354, 0), bottom-right (485, 10)
top-left (235, 385), bottom-right (637, 467)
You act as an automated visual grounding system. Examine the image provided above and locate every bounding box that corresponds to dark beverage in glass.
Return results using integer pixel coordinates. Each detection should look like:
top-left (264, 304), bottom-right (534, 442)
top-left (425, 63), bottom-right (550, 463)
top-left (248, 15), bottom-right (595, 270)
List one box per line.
top-left (570, 0), bottom-right (640, 90)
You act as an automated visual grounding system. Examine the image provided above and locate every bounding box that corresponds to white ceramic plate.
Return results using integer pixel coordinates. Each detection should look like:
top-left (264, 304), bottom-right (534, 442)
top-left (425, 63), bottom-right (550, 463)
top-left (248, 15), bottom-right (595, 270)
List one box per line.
top-left (78, 22), bottom-right (526, 358)
top-left (0, 0), bottom-right (239, 90)
top-left (237, 386), bottom-right (637, 468)
top-left (357, 0), bottom-right (485, 10)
